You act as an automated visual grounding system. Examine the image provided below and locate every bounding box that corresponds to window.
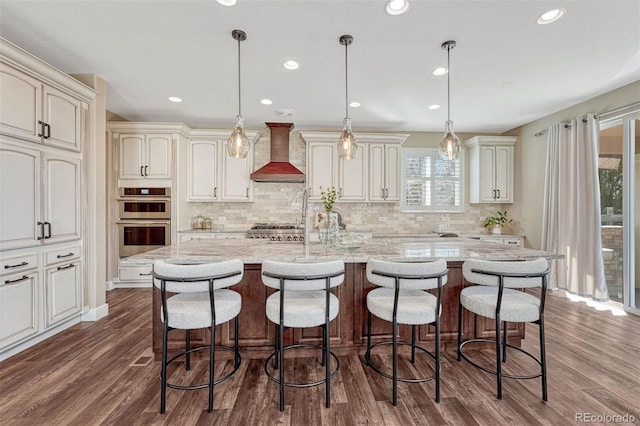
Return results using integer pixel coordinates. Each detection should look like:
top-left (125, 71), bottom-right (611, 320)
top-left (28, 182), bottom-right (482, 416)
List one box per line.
top-left (401, 148), bottom-right (464, 212)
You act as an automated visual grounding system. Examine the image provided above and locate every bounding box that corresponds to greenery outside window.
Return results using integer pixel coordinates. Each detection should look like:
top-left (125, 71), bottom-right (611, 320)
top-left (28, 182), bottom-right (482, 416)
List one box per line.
top-left (401, 148), bottom-right (464, 212)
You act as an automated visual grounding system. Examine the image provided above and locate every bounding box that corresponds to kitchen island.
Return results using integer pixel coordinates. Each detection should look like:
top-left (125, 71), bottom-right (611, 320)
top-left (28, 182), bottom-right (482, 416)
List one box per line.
top-left (126, 237), bottom-right (561, 358)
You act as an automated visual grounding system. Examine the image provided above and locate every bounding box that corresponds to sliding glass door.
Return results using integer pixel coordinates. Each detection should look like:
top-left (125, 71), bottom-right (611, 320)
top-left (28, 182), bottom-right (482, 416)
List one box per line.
top-left (599, 112), bottom-right (639, 314)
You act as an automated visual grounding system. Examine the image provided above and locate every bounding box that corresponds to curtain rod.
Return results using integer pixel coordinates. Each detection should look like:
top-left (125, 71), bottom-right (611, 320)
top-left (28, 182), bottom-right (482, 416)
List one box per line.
top-left (533, 102), bottom-right (640, 138)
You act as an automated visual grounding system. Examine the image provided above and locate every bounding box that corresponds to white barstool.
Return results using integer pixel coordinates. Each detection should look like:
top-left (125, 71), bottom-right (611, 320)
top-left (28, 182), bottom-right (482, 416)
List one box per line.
top-left (365, 258), bottom-right (448, 406)
top-left (152, 259), bottom-right (244, 414)
top-left (261, 260), bottom-right (345, 411)
top-left (457, 258), bottom-right (550, 401)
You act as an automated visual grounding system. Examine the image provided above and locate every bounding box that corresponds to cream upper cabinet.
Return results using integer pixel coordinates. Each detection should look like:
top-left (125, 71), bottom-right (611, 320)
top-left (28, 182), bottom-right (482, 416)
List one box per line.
top-left (186, 131), bottom-right (254, 202)
top-left (302, 132), bottom-right (407, 203)
top-left (0, 64), bottom-right (84, 152)
top-left (369, 143), bottom-right (401, 202)
top-left (43, 154), bottom-right (82, 244)
top-left (465, 136), bottom-right (517, 204)
top-left (118, 133), bottom-right (172, 180)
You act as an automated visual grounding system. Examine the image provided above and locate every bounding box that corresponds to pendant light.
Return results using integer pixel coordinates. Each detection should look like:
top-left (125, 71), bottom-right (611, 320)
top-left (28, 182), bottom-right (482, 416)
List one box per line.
top-left (439, 40), bottom-right (461, 161)
top-left (338, 34), bottom-right (357, 160)
top-left (227, 29), bottom-right (250, 158)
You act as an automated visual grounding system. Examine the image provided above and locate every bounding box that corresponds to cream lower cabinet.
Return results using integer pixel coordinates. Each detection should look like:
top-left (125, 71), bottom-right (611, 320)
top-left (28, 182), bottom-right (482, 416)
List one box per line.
top-left (302, 132), bottom-right (408, 202)
top-left (45, 259), bottom-right (82, 327)
top-left (0, 270), bottom-right (39, 350)
top-left (0, 141), bottom-right (81, 251)
top-left (0, 62), bottom-right (84, 152)
top-left (186, 131), bottom-right (255, 202)
top-left (465, 136), bottom-right (517, 204)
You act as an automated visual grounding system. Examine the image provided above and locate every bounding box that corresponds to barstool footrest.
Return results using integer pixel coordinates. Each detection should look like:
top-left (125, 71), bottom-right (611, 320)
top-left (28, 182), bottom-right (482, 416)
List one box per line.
top-left (162, 345), bottom-right (242, 391)
top-left (264, 343), bottom-right (340, 388)
top-left (459, 338), bottom-right (542, 380)
top-left (365, 340), bottom-right (437, 383)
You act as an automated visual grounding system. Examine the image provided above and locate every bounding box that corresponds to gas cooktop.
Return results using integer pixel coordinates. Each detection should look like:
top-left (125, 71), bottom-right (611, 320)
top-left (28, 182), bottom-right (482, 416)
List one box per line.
top-left (246, 223), bottom-right (304, 242)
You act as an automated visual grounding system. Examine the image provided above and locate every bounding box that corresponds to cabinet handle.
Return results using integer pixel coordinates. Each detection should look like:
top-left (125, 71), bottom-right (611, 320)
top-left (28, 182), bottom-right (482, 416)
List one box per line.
top-left (144, 165), bottom-right (149, 176)
top-left (381, 188), bottom-right (385, 198)
top-left (44, 222), bottom-right (52, 239)
top-left (246, 187), bottom-right (249, 198)
top-left (44, 123), bottom-right (51, 139)
top-left (5, 275), bottom-right (30, 284)
top-left (140, 166), bottom-right (144, 177)
top-left (37, 221), bottom-right (45, 240)
top-left (139, 272), bottom-right (151, 276)
top-left (214, 187), bottom-right (217, 197)
top-left (4, 261), bottom-right (28, 269)
top-left (339, 188), bottom-right (343, 198)
top-left (496, 189), bottom-right (501, 199)
top-left (57, 252), bottom-right (75, 259)
top-left (57, 263), bottom-right (75, 271)
top-left (38, 120), bottom-right (46, 137)
top-left (385, 188), bottom-right (389, 199)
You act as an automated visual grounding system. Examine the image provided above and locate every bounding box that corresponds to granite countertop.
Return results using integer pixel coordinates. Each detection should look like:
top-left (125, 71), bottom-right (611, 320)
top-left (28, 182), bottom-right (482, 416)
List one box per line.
top-left (122, 236), bottom-right (562, 265)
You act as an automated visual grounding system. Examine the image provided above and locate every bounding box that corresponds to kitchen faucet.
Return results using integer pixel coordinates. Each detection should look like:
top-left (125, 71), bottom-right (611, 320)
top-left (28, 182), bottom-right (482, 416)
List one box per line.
top-left (301, 187), bottom-right (309, 245)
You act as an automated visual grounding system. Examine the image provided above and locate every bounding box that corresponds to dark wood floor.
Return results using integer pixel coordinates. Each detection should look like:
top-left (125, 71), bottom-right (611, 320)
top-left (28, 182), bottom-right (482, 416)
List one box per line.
top-left (1, 288), bottom-right (639, 425)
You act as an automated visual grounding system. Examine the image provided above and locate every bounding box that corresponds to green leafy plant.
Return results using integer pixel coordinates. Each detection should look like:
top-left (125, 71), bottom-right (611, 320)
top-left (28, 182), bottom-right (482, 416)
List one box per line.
top-left (484, 211), bottom-right (512, 228)
top-left (320, 186), bottom-right (337, 213)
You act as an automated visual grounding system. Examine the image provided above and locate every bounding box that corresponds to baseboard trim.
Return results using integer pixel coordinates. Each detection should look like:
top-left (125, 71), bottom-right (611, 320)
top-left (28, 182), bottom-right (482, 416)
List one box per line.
top-left (106, 281), bottom-right (116, 291)
top-left (81, 303), bottom-right (109, 322)
top-left (114, 282), bottom-right (152, 289)
top-left (0, 316), bottom-right (81, 362)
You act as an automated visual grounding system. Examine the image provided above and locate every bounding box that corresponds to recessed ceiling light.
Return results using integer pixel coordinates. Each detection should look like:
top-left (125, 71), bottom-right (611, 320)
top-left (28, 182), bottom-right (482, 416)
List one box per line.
top-left (168, 96), bottom-right (182, 103)
top-left (537, 8), bottom-right (565, 25)
top-left (432, 67), bottom-right (447, 76)
top-left (384, 0), bottom-right (410, 15)
top-left (282, 60), bottom-right (299, 70)
top-left (260, 99), bottom-right (273, 105)
top-left (216, 0), bottom-right (237, 6)
top-left (349, 101), bottom-right (361, 108)
top-left (428, 104), bottom-right (441, 110)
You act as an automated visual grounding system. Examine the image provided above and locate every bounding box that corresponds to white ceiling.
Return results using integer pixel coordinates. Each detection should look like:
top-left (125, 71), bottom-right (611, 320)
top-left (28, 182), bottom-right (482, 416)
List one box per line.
top-left (1, 0), bottom-right (638, 133)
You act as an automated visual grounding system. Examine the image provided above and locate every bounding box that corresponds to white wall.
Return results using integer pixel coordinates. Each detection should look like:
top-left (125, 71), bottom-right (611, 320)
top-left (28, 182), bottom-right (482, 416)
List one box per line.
top-left (504, 80), bottom-right (640, 249)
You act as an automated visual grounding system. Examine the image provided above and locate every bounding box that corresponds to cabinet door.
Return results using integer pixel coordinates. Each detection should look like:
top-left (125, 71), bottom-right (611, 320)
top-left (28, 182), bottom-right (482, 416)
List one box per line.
top-left (307, 142), bottom-right (337, 200)
top-left (119, 134), bottom-right (145, 179)
top-left (384, 144), bottom-right (401, 201)
top-left (146, 134), bottom-right (172, 179)
top-left (338, 143), bottom-right (366, 201)
top-left (0, 143), bottom-right (41, 251)
top-left (0, 65), bottom-right (42, 143)
top-left (479, 146), bottom-right (497, 202)
top-left (42, 85), bottom-right (82, 152)
top-left (221, 142), bottom-right (252, 201)
top-left (188, 140), bottom-right (218, 201)
top-left (369, 144), bottom-right (386, 201)
top-left (0, 271), bottom-right (39, 350)
top-left (45, 261), bottom-right (82, 327)
top-left (494, 145), bottom-right (513, 203)
top-left (43, 154), bottom-right (81, 244)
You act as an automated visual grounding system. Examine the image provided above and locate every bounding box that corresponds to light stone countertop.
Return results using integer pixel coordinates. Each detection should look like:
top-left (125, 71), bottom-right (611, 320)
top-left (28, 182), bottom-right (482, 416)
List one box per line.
top-left (121, 236), bottom-right (562, 265)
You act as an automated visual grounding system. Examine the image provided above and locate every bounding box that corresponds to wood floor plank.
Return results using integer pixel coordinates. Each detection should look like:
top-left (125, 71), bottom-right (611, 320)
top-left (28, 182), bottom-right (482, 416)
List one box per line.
top-left (1, 288), bottom-right (639, 425)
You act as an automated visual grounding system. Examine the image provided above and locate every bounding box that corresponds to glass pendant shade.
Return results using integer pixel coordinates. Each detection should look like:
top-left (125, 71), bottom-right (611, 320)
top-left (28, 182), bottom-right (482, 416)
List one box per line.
top-left (439, 120), bottom-right (461, 161)
top-left (338, 118), bottom-right (358, 159)
top-left (227, 115), bottom-right (250, 158)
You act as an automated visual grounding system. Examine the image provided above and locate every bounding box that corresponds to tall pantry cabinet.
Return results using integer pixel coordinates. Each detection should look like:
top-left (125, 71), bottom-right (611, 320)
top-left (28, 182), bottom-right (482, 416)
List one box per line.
top-left (0, 37), bottom-right (96, 356)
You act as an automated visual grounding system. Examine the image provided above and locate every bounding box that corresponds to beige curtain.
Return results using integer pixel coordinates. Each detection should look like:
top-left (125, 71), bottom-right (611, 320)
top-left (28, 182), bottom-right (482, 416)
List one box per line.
top-left (541, 114), bottom-right (608, 300)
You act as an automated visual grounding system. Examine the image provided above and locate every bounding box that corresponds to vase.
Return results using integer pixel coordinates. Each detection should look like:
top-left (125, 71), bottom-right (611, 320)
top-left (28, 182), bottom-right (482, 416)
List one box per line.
top-left (318, 212), bottom-right (339, 247)
top-left (492, 225), bottom-right (502, 234)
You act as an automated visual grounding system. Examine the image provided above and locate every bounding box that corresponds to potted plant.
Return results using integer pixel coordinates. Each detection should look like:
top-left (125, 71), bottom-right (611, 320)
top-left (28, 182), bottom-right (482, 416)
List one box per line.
top-left (318, 186), bottom-right (339, 246)
top-left (484, 211), bottom-right (512, 234)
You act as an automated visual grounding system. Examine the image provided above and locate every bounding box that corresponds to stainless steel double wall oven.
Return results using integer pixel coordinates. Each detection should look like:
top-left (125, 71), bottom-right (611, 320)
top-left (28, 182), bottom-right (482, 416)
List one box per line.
top-left (117, 187), bottom-right (171, 257)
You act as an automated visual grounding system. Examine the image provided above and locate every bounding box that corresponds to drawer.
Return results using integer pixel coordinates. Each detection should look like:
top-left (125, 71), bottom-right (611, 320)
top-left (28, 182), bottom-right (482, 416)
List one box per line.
top-left (1, 253), bottom-right (38, 276)
top-left (215, 233), bottom-right (245, 239)
top-left (45, 246), bottom-right (81, 266)
top-left (179, 234), bottom-right (213, 242)
top-left (119, 265), bottom-right (153, 282)
top-left (502, 238), bottom-right (523, 247)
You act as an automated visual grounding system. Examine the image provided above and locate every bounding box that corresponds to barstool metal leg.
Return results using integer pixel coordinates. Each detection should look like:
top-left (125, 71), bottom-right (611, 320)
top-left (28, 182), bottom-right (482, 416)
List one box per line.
top-left (325, 320), bottom-right (331, 408)
top-left (274, 324), bottom-right (279, 370)
top-left (457, 297), bottom-right (463, 362)
top-left (392, 319), bottom-right (398, 406)
top-left (365, 311), bottom-right (372, 365)
top-left (279, 321), bottom-right (285, 411)
top-left (321, 324), bottom-right (326, 367)
top-left (539, 316), bottom-right (548, 402)
top-left (161, 322), bottom-right (169, 414)
top-left (411, 325), bottom-right (416, 364)
top-left (208, 323), bottom-right (216, 412)
top-left (435, 316), bottom-right (441, 403)
top-left (234, 316), bottom-right (240, 368)
top-left (186, 329), bottom-right (191, 371)
top-left (495, 316), bottom-right (503, 400)
top-left (502, 321), bottom-right (508, 363)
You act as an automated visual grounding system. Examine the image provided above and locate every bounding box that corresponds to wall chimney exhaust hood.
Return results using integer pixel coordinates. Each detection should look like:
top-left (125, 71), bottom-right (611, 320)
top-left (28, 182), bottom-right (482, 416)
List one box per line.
top-left (250, 122), bottom-right (305, 183)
